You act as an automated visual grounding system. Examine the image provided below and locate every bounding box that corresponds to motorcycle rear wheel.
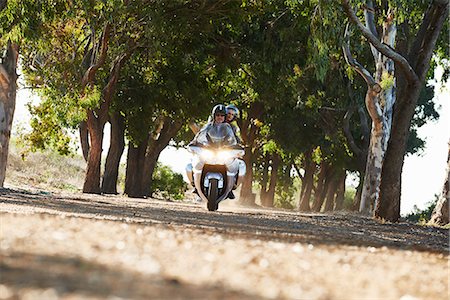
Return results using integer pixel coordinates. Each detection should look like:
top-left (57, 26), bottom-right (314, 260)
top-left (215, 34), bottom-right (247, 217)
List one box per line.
top-left (207, 179), bottom-right (219, 211)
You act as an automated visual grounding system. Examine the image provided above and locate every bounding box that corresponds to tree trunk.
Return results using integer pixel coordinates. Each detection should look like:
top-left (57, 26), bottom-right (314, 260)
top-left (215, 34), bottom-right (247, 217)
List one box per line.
top-left (323, 168), bottom-right (339, 212)
top-left (259, 154), bottom-right (270, 206)
top-left (238, 102), bottom-right (264, 205)
top-left (428, 140), bottom-right (449, 225)
top-left (82, 112), bottom-right (104, 194)
top-left (79, 121), bottom-right (90, 162)
top-left (298, 151), bottom-right (315, 211)
top-left (124, 137), bottom-right (148, 197)
top-left (101, 113), bottom-right (125, 194)
top-left (264, 154), bottom-right (280, 208)
top-left (352, 173), bottom-right (363, 211)
top-left (240, 149), bottom-right (256, 205)
top-left (334, 171), bottom-right (346, 210)
top-left (0, 42), bottom-right (19, 187)
top-left (140, 117), bottom-right (182, 197)
top-left (312, 162), bottom-right (329, 212)
top-left (81, 38), bottom-right (132, 194)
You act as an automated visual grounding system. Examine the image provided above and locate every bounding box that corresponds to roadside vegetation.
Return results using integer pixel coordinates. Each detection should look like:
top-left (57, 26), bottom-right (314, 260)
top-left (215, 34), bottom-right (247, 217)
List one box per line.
top-left (6, 139), bottom-right (187, 200)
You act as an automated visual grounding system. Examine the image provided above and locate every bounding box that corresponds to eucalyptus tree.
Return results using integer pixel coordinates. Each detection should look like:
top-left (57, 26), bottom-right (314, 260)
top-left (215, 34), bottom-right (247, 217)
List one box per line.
top-left (429, 140), bottom-right (449, 225)
top-left (0, 0), bottom-right (68, 187)
top-left (342, 0), bottom-right (448, 221)
top-left (18, 1), bottom-right (149, 194)
top-left (0, 41), bottom-right (18, 187)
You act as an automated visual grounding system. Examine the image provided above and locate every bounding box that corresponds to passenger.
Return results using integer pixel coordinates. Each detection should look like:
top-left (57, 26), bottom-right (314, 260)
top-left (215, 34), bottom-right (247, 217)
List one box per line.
top-left (225, 104), bottom-right (242, 145)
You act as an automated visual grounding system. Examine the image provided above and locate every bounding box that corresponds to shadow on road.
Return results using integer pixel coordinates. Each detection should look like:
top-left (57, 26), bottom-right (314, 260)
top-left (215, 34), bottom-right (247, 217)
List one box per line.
top-left (0, 251), bottom-right (259, 300)
top-left (1, 188), bottom-right (448, 254)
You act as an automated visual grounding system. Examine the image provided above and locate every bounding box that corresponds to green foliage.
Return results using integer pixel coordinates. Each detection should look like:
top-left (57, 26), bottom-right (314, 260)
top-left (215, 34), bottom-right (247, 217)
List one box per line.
top-left (274, 180), bottom-right (297, 209)
top-left (380, 72), bottom-right (394, 90)
top-left (404, 196), bottom-right (438, 224)
top-left (150, 163), bottom-right (187, 200)
top-left (20, 100), bottom-right (77, 156)
top-left (274, 164), bottom-right (297, 209)
top-left (343, 187), bottom-right (356, 210)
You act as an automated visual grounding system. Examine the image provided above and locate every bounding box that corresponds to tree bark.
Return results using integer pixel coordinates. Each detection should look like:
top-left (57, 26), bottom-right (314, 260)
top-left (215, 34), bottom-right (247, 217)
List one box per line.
top-left (101, 113), bottom-right (125, 194)
top-left (323, 168), bottom-right (339, 212)
top-left (238, 102), bottom-right (264, 206)
top-left (352, 172), bottom-right (363, 211)
top-left (428, 140), bottom-right (449, 225)
top-left (262, 154), bottom-right (280, 207)
top-left (312, 162), bottom-right (329, 212)
top-left (0, 41), bottom-right (19, 187)
top-left (334, 171), bottom-right (346, 210)
top-left (259, 154), bottom-right (270, 206)
top-left (298, 150), bottom-right (315, 211)
top-left (79, 121), bottom-right (90, 162)
top-left (377, 1), bottom-right (448, 222)
top-left (83, 112), bottom-right (104, 194)
top-left (140, 117), bottom-right (182, 197)
top-left (124, 136), bottom-right (148, 198)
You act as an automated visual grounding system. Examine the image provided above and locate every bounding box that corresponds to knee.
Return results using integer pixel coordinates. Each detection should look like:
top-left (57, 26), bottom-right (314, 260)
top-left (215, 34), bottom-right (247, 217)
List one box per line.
top-left (238, 160), bottom-right (246, 176)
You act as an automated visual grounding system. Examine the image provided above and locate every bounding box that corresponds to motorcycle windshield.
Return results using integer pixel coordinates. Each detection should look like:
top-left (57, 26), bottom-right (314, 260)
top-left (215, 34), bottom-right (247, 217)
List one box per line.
top-left (195, 123), bottom-right (237, 148)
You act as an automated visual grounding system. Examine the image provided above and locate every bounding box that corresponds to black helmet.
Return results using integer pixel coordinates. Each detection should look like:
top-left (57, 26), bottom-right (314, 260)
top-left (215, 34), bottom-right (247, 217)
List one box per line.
top-left (211, 104), bottom-right (226, 119)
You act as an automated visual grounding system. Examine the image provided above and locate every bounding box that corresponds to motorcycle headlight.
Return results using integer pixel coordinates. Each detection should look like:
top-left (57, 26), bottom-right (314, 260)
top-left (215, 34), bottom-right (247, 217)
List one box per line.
top-left (200, 149), bottom-right (214, 160)
top-left (216, 150), bottom-right (233, 160)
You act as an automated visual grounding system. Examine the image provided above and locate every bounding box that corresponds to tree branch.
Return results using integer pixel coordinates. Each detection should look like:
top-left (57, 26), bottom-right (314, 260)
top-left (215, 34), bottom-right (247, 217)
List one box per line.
top-left (409, 0), bottom-right (449, 82)
top-left (292, 162), bottom-right (304, 181)
top-left (341, 0), bottom-right (419, 83)
top-left (81, 23), bottom-right (111, 88)
top-left (342, 24), bottom-right (379, 90)
top-left (343, 105), bottom-right (362, 156)
top-left (343, 24), bottom-right (383, 124)
top-left (363, 0), bottom-right (379, 61)
top-left (358, 106), bottom-right (370, 148)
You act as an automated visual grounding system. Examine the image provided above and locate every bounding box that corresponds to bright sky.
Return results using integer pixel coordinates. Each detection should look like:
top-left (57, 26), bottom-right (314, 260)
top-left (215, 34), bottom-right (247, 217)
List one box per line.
top-left (12, 67), bottom-right (449, 216)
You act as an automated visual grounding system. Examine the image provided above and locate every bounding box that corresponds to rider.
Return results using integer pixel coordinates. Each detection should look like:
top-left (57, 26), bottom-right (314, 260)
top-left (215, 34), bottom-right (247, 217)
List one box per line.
top-left (185, 104), bottom-right (237, 198)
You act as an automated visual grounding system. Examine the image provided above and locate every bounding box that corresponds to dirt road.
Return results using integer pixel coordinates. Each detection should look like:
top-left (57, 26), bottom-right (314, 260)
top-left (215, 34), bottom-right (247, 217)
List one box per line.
top-left (0, 188), bottom-right (448, 299)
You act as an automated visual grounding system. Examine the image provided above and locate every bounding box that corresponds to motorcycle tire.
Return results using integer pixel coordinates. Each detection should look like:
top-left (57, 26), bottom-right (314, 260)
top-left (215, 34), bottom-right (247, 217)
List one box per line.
top-left (207, 178), bottom-right (219, 211)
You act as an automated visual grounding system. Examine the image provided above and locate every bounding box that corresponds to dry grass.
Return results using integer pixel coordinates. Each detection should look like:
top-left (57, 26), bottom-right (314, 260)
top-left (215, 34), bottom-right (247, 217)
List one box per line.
top-left (5, 140), bottom-right (86, 192)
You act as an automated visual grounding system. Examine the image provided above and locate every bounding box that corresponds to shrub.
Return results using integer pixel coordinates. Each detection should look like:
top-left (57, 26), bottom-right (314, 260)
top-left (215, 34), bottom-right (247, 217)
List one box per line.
top-left (343, 187), bottom-right (356, 210)
top-left (150, 163), bottom-right (187, 200)
top-left (404, 196), bottom-right (438, 224)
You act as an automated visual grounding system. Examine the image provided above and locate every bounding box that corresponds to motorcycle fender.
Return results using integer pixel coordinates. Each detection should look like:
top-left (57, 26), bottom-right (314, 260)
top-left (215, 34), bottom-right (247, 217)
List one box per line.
top-left (204, 173), bottom-right (224, 189)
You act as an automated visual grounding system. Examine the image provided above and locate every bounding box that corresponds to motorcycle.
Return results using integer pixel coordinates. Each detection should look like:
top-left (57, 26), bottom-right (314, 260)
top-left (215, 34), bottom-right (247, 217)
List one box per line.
top-left (187, 123), bottom-right (245, 211)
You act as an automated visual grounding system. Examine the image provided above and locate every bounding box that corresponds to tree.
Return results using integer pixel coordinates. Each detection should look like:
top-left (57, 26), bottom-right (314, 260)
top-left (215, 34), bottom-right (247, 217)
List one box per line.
top-left (429, 140), bottom-right (449, 225)
top-left (342, 3), bottom-right (396, 214)
top-left (0, 0), bottom-right (68, 187)
top-left (0, 41), bottom-right (18, 187)
top-left (342, 0), bottom-right (449, 221)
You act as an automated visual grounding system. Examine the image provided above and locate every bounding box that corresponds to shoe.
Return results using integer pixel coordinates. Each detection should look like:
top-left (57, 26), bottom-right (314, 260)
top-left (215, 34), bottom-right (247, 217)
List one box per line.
top-left (192, 188), bottom-right (198, 195)
top-left (228, 191), bottom-right (235, 199)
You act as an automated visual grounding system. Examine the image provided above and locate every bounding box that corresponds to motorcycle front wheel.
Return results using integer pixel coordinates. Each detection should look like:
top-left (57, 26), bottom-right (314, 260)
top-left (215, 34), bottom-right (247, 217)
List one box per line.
top-left (207, 178), bottom-right (219, 211)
